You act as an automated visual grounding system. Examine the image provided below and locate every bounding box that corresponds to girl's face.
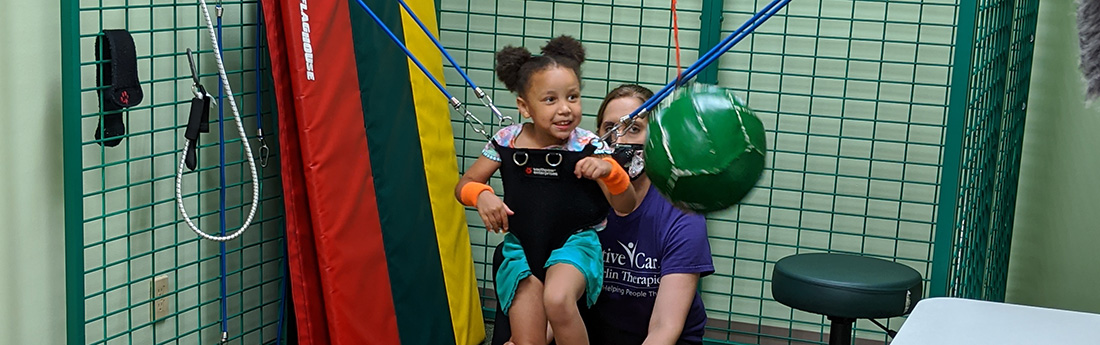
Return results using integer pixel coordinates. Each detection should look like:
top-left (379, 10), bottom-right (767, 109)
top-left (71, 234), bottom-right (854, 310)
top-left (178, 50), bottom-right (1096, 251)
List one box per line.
top-left (517, 66), bottom-right (582, 143)
top-left (598, 96), bottom-right (648, 145)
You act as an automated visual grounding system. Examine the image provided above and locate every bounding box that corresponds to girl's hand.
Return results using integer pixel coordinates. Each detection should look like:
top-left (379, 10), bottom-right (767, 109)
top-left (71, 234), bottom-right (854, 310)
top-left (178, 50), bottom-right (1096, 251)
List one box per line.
top-left (575, 156), bottom-right (612, 180)
top-left (476, 191), bottom-right (514, 233)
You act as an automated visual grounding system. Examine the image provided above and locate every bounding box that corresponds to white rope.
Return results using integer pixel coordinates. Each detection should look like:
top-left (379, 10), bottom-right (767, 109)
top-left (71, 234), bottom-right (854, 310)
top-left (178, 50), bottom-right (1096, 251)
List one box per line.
top-left (176, 0), bottom-right (261, 242)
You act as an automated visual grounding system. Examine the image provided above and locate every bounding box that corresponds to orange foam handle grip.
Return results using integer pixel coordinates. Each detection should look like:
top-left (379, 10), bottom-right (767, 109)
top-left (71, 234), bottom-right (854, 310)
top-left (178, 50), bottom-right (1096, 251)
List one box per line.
top-left (600, 157), bottom-right (630, 195)
top-left (460, 182), bottom-right (493, 207)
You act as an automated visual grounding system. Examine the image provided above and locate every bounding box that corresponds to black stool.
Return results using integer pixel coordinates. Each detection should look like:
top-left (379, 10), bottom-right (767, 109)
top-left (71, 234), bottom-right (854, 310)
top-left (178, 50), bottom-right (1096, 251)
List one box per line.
top-left (771, 253), bottom-right (922, 345)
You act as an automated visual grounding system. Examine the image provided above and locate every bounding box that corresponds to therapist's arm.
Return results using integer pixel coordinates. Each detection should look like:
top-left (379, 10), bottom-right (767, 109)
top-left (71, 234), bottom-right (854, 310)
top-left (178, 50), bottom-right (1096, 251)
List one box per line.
top-left (642, 273), bottom-right (700, 345)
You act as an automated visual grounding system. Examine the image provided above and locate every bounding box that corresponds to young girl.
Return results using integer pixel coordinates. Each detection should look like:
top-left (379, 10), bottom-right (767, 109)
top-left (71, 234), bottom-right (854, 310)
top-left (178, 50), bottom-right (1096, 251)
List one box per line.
top-left (455, 36), bottom-right (637, 345)
top-left (496, 85), bottom-right (714, 345)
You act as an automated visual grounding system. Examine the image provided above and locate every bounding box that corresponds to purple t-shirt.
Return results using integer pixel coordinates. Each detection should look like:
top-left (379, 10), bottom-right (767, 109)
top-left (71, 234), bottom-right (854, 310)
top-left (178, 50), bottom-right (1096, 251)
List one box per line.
top-left (589, 185), bottom-right (714, 343)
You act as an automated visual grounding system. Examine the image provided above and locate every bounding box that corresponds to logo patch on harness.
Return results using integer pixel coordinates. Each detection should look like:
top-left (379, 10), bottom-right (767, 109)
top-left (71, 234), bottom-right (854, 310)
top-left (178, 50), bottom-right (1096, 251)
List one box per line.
top-left (526, 167), bottom-right (558, 178)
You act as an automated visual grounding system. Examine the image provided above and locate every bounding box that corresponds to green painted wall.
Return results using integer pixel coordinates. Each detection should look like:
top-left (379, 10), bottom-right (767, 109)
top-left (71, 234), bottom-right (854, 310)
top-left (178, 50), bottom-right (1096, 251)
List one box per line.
top-left (1006, 0), bottom-right (1100, 314)
top-left (0, 1), bottom-right (67, 345)
top-left (1, 2), bottom-right (284, 345)
top-left (64, 3), bottom-right (283, 344)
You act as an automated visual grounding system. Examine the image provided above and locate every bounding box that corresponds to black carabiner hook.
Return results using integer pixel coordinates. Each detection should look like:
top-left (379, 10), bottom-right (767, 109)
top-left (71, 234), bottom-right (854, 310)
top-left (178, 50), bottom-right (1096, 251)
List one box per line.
top-left (186, 48), bottom-right (200, 86)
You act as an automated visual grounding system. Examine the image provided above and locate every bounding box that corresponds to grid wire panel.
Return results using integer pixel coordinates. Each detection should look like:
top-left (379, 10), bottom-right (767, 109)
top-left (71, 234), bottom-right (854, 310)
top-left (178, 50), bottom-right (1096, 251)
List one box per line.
top-left (438, 0), bottom-right (1038, 344)
top-left (703, 0), bottom-right (957, 343)
top-left (65, 0), bottom-right (286, 344)
top-left (439, 0), bottom-right (703, 314)
top-left (441, 0), bottom-right (945, 343)
top-left (945, 0), bottom-right (1038, 302)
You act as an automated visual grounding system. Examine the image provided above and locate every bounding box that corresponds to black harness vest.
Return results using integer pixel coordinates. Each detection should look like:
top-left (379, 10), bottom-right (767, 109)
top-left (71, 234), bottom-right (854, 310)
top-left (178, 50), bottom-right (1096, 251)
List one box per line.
top-left (493, 140), bottom-right (609, 279)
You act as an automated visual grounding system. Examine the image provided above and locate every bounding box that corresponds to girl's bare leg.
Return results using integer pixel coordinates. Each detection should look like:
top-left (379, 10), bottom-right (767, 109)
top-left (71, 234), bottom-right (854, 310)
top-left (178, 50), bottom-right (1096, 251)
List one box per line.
top-left (509, 276), bottom-right (548, 345)
top-left (543, 264), bottom-right (589, 345)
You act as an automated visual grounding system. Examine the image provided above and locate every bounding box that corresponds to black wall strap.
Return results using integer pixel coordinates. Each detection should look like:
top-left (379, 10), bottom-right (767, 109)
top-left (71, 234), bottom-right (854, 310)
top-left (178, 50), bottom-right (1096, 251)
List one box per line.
top-left (94, 30), bottom-right (144, 147)
top-left (184, 85), bottom-right (212, 171)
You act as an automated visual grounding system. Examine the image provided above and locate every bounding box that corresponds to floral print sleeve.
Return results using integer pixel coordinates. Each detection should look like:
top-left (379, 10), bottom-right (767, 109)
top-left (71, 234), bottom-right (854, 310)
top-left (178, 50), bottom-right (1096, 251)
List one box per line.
top-left (481, 124), bottom-right (524, 162)
top-left (482, 125), bottom-right (611, 161)
top-left (573, 128), bottom-right (613, 155)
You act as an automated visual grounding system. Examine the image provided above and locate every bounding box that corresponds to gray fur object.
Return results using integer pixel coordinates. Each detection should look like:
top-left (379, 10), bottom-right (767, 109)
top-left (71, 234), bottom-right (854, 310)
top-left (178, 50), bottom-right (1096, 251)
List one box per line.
top-left (1081, 0), bottom-right (1100, 99)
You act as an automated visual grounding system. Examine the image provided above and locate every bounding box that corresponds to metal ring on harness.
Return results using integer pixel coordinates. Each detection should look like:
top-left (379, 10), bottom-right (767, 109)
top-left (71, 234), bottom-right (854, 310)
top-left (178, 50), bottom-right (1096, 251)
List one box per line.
top-left (513, 151), bottom-right (529, 166)
top-left (546, 152), bottom-right (563, 167)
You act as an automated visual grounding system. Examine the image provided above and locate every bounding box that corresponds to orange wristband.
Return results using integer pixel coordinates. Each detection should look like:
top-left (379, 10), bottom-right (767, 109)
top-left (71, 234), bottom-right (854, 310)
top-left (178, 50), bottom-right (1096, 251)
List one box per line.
top-left (460, 182), bottom-right (493, 207)
top-left (600, 157), bottom-right (630, 195)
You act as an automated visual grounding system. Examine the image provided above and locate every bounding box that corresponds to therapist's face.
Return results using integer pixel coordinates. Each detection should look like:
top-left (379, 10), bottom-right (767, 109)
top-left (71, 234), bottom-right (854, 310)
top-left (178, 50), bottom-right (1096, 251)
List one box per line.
top-left (598, 97), bottom-right (647, 145)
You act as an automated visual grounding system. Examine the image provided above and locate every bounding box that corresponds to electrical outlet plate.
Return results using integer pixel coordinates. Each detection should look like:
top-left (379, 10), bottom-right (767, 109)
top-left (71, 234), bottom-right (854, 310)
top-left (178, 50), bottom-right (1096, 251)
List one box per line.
top-left (151, 275), bottom-right (169, 322)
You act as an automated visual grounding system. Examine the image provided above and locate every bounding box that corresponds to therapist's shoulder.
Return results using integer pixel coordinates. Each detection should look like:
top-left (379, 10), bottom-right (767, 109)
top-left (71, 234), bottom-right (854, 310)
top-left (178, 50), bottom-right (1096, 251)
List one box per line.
top-left (651, 192), bottom-right (708, 235)
top-left (651, 192), bottom-right (714, 274)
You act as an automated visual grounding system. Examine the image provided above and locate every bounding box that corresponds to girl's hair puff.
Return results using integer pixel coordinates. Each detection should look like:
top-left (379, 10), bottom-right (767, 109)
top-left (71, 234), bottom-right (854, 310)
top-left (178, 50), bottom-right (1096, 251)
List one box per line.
top-left (495, 35), bottom-right (586, 96)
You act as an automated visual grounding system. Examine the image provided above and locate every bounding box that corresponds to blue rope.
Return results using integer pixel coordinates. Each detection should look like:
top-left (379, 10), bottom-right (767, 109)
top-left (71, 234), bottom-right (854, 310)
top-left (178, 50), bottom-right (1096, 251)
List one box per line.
top-left (216, 5), bottom-right (229, 342)
top-left (255, 2), bottom-right (290, 344)
top-left (274, 238), bottom-right (290, 345)
top-left (621, 0), bottom-right (791, 122)
top-left (255, 3), bottom-right (265, 144)
top-left (682, 0), bottom-right (789, 85)
top-left (356, 0), bottom-right (788, 138)
top-left (395, 0), bottom-right (476, 91)
top-left (352, 0), bottom-right (454, 100)
top-left (394, 0), bottom-right (509, 125)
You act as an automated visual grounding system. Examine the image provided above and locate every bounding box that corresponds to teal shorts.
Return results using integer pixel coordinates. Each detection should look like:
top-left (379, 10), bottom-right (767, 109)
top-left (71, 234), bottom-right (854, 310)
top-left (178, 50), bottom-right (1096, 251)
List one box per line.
top-left (496, 229), bottom-right (604, 315)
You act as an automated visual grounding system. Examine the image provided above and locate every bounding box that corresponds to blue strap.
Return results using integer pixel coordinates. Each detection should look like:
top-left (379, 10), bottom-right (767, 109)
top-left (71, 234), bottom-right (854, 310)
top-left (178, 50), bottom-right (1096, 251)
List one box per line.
top-left (624, 0), bottom-right (792, 122)
top-left (352, 0), bottom-right (455, 101)
top-left (351, 0), bottom-right (790, 140)
top-left (396, 0), bottom-right (478, 93)
top-left (255, 1), bottom-right (270, 167)
top-left (215, 4), bottom-right (229, 342)
top-left (255, 5), bottom-right (264, 141)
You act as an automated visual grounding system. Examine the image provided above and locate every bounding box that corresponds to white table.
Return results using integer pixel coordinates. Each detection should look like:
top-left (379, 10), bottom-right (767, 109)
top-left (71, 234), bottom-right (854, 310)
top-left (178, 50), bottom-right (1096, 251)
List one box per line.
top-left (891, 297), bottom-right (1100, 345)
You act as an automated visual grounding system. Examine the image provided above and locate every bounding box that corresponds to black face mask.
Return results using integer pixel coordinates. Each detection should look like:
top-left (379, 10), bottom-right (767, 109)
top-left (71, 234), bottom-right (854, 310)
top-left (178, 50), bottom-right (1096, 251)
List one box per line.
top-left (611, 143), bottom-right (646, 181)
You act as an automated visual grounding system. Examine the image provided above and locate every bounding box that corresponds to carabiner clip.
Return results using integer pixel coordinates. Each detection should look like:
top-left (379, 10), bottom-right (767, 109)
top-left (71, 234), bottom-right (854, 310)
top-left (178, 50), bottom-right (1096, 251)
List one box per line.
top-left (448, 96), bottom-right (490, 139)
top-left (256, 130), bottom-right (270, 168)
top-left (186, 48), bottom-right (218, 109)
top-left (597, 114), bottom-right (637, 144)
top-left (462, 108), bottom-right (490, 139)
top-left (187, 48), bottom-right (200, 86)
top-left (474, 87), bottom-right (513, 127)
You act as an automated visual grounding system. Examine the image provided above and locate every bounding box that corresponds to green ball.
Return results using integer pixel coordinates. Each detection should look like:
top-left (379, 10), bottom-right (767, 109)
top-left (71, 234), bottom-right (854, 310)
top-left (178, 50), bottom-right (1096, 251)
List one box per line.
top-left (644, 83), bottom-right (767, 213)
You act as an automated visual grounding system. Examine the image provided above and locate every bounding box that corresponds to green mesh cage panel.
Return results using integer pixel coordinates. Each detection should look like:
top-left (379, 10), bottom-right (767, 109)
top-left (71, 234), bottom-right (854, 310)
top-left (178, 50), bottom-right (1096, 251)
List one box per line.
top-left (438, 0), bottom-right (1039, 344)
top-left (61, 0), bottom-right (285, 344)
top-left (938, 0), bottom-right (1037, 303)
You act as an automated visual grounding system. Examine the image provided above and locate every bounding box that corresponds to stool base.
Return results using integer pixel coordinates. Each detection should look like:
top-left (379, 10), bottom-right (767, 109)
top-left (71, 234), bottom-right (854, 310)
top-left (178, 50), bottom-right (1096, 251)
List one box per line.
top-left (828, 316), bottom-right (854, 345)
